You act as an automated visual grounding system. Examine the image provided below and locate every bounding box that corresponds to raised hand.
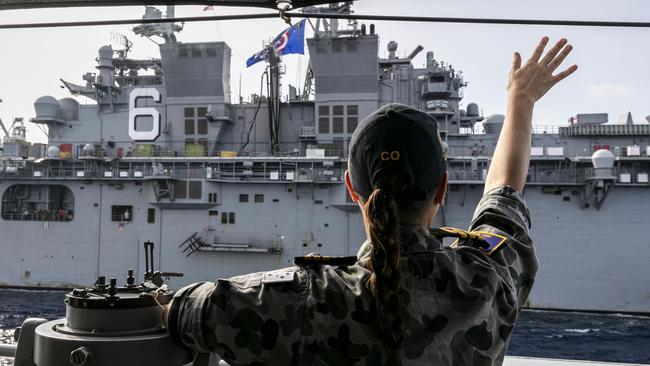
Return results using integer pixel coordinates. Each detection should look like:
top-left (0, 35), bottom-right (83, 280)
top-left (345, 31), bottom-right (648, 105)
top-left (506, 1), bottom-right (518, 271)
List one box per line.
top-left (484, 37), bottom-right (578, 193)
top-left (507, 37), bottom-right (578, 103)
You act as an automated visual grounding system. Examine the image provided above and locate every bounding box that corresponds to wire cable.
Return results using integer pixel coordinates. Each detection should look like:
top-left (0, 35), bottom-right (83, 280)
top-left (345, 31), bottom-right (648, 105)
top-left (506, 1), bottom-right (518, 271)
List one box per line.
top-left (1, 12), bottom-right (650, 30)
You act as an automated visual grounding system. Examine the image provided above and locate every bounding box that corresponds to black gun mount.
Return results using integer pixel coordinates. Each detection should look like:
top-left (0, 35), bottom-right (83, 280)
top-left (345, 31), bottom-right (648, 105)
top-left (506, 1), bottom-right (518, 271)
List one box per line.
top-left (7, 241), bottom-right (196, 366)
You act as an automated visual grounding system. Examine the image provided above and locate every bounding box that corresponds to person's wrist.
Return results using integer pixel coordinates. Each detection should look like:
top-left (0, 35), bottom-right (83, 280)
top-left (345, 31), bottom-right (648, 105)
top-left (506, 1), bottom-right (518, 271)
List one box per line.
top-left (506, 90), bottom-right (537, 106)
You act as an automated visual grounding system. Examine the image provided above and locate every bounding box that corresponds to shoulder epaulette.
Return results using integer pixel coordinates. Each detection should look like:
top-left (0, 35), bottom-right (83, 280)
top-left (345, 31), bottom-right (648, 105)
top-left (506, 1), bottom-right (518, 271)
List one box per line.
top-left (430, 227), bottom-right (508, 256)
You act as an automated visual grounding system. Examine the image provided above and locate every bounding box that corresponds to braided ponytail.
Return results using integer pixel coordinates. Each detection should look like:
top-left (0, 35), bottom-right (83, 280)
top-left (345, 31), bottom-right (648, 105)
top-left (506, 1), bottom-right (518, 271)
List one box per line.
top-left (365, 185), bottom-right (404, 366)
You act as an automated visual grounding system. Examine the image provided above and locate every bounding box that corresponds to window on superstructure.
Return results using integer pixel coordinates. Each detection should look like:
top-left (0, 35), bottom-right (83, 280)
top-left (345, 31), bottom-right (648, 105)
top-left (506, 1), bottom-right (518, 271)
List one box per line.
top-left (254, 194), bottom-right (264, 203)
top-left (229, 212), bottom-right (236, 224)
top-left (206, 47), bottom-right (217, 57)
top-left (185, 119), bottom-right (195, 135)
top-left (198, 119), bottom-right (208, 135)
top-left (185, 106), bottom-right (210, 156)
top-left (347, 105), bottom-right (359, 133)
top-left (175, 180), bottom-right (188, 200)
top-left (188, 181), bottom-right (202, 199)
top-left (179, 48), bottom-right (189, 58)
top-left (221, 212), bottom-right (228, 224)
top-left (333, 117), bottom-right (344, 134)
top-left (239, 194), bottom-right (249, 203)
top-left (147, 208), bottom-right (155, 224)
top-left (192, 47), bottom-right (202, 57)
top-left (111, 206), bottom-right (133, 222)
top-left (318, 105), bottom-right (330, 134)
top-left (333, 106), bottom-right (344, 134)
top-left (347, 117), bottom-right (358, 133)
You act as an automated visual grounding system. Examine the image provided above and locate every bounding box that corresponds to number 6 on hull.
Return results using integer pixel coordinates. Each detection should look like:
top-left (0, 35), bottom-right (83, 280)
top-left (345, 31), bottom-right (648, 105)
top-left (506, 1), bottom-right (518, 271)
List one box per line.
top-left (128, 88), bottom-right (162, 142)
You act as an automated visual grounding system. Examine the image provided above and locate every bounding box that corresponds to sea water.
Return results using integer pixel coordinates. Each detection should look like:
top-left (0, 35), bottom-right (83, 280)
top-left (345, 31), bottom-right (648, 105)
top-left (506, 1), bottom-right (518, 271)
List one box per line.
top-left (1, 289), bottom-right (649, 365)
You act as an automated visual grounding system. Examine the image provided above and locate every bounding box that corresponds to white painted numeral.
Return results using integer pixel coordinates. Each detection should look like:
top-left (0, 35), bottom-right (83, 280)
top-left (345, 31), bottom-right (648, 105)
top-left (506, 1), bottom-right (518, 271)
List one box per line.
top-left (128, 88), bottom-right (162, 141)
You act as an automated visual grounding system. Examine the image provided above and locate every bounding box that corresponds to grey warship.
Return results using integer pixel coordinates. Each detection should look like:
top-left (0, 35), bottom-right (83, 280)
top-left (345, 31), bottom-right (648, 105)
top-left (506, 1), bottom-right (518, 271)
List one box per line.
top-left (0, 3), bottom-right (648, 315)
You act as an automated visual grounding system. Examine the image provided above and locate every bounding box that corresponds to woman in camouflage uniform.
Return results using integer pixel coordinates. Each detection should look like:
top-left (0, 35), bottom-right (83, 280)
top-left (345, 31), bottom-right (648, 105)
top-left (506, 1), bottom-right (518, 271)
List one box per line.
top-left (164, 37), bottom-right (577, 365)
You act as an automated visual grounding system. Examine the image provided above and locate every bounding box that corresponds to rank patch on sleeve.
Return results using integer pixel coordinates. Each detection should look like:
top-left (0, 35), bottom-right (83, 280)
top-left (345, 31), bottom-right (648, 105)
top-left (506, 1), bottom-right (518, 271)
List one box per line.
top-left (475, 231), bottom-right (508, 255)
top-left (447, 229), bottom-right (508, 256)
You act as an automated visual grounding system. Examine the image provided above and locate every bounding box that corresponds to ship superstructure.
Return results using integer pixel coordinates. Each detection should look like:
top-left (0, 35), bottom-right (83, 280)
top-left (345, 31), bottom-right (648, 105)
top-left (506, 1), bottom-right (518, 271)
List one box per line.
top-left (0, 4), bottom-right (648, 314)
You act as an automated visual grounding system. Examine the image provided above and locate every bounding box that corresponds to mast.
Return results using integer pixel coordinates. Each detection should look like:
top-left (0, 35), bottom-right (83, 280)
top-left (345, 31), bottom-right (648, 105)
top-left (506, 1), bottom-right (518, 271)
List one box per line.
top-left (267, 46), bottom-right (282, 155)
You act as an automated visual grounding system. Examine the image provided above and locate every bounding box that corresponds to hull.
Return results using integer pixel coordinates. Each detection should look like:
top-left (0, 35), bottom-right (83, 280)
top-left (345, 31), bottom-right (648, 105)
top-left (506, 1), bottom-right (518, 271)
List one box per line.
top-left (1, 180), bottom-right (648, 314)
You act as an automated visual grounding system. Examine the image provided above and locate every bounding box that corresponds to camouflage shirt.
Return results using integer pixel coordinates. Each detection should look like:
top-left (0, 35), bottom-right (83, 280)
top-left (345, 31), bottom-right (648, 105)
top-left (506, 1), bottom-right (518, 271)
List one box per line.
top-left (167, 185), bottom-right (538, 365)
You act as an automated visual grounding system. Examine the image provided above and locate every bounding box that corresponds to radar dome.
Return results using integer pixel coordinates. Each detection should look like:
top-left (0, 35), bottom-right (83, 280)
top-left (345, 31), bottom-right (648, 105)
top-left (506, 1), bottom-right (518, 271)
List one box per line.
top-left (466, 103), bottom-right (479, 117)
top-left (98, 45), bottom-right (113, 59)
top-left (47, 146), bottom-right (60, 158)
top-left (483, 114), bottom-right (505, 134)
top-left (59, 98), bottom-right (80, 121)
top-left (591, 149), bottom-right (615, 169)
top-left (34, 96), bottom-right (62, 121)
top-left (82, 144), bottom-right (95, 157)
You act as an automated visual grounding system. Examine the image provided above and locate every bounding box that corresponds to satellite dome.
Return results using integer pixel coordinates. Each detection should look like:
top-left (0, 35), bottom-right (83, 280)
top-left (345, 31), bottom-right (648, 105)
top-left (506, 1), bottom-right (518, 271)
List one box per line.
top-left (82, 144), bottom-right (95, 156)
top-left (98, 45), bottom-right (113, 59)
top-left (59, 98), bottom-right (80, 121)
top-left (483, 114), bottom-right (505, 134)
top-left (466, 103), bottom-right (480, 117)
top-left (484, 114), bottom-right (505, 124)
top-left (592, 149), bottom-right (615, 169)
top-left (34, 96), bottom-right (62, 121)
top-left (47, 146), bottom-right (61, 158)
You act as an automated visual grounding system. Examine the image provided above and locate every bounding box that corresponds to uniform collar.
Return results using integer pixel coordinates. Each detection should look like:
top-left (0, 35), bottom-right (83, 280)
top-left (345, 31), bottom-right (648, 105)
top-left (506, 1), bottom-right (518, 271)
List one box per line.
top-left (357, 225), bottom-right (443, 264)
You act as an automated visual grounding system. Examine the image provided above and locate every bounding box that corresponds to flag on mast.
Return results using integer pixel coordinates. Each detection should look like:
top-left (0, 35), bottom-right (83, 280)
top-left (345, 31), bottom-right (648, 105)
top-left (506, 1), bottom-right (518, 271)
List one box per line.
top-left (246, 19), bottom-right (306, 67)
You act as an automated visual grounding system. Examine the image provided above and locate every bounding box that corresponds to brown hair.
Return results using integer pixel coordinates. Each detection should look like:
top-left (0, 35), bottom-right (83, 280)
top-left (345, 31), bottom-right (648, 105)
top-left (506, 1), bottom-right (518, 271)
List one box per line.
top-left (363, 172), bottom-right (419, 366)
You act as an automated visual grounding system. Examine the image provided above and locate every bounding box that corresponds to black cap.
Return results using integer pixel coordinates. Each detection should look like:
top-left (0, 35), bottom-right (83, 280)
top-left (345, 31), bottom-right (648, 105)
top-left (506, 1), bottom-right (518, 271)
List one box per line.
top-left (348, 103), bottom-right (446, 201)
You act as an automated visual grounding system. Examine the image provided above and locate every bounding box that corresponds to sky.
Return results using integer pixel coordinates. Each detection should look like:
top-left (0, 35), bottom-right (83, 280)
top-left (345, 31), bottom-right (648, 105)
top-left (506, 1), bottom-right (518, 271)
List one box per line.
top-left (0, 0), bottom-right (648, 143)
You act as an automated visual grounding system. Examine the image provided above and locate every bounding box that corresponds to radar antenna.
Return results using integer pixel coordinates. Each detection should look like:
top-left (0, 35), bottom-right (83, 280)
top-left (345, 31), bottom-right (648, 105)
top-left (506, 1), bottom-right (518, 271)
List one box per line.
top-left (111, 32), bottom-right (133, 58)
top-left (132, 5), bottom-right (183, 43)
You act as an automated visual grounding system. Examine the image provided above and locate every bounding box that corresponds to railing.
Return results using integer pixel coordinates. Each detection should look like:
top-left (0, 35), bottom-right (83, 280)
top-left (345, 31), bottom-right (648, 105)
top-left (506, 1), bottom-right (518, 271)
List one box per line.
top-left (0, 159), bottom-right (346, 184)
top-left (1, 213), bottom-right (74, 222)
top-left (18, 139), bottom-right (349, 161)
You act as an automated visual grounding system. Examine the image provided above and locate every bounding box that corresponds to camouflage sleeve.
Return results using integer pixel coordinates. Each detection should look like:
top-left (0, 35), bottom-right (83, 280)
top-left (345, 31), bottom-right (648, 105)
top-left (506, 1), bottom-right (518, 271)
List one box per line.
top-left (467, 185), bottom-right (538, 307)
top-left (168, 268), bottom-right (309, 365)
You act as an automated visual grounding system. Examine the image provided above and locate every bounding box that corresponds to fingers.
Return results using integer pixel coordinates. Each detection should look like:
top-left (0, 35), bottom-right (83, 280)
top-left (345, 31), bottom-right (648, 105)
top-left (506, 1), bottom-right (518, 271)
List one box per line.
top-left (548, 44), bottom-right (573, 72)
top-left (541, 38), bottom-right (568, 66)
top-left (511, 52), bottom-right (522, 72)
top-left (552, 64), bottom-right (578, 85)
top-left (529, 36), bottom-right (549, 63)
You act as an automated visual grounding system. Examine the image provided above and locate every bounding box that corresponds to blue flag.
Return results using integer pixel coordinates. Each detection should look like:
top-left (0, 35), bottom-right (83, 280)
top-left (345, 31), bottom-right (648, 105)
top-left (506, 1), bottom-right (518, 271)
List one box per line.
top-left (246, 19), bottom-right (306, 67)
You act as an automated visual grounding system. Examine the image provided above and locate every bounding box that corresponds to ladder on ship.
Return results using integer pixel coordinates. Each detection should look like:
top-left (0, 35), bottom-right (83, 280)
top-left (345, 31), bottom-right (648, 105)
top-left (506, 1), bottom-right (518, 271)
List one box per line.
top-left (179, 232), bottom-right (208, 257)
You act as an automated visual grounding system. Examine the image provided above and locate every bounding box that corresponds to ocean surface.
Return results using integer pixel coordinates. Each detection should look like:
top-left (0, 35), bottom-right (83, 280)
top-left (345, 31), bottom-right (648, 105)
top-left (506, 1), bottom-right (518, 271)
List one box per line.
top-left (1, 289), bottom-right (649, 364)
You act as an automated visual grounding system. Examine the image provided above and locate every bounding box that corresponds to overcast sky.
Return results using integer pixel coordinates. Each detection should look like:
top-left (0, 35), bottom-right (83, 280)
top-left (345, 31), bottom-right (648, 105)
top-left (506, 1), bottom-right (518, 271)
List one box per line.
top-left (0, 0), bottom-right (648, 143)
